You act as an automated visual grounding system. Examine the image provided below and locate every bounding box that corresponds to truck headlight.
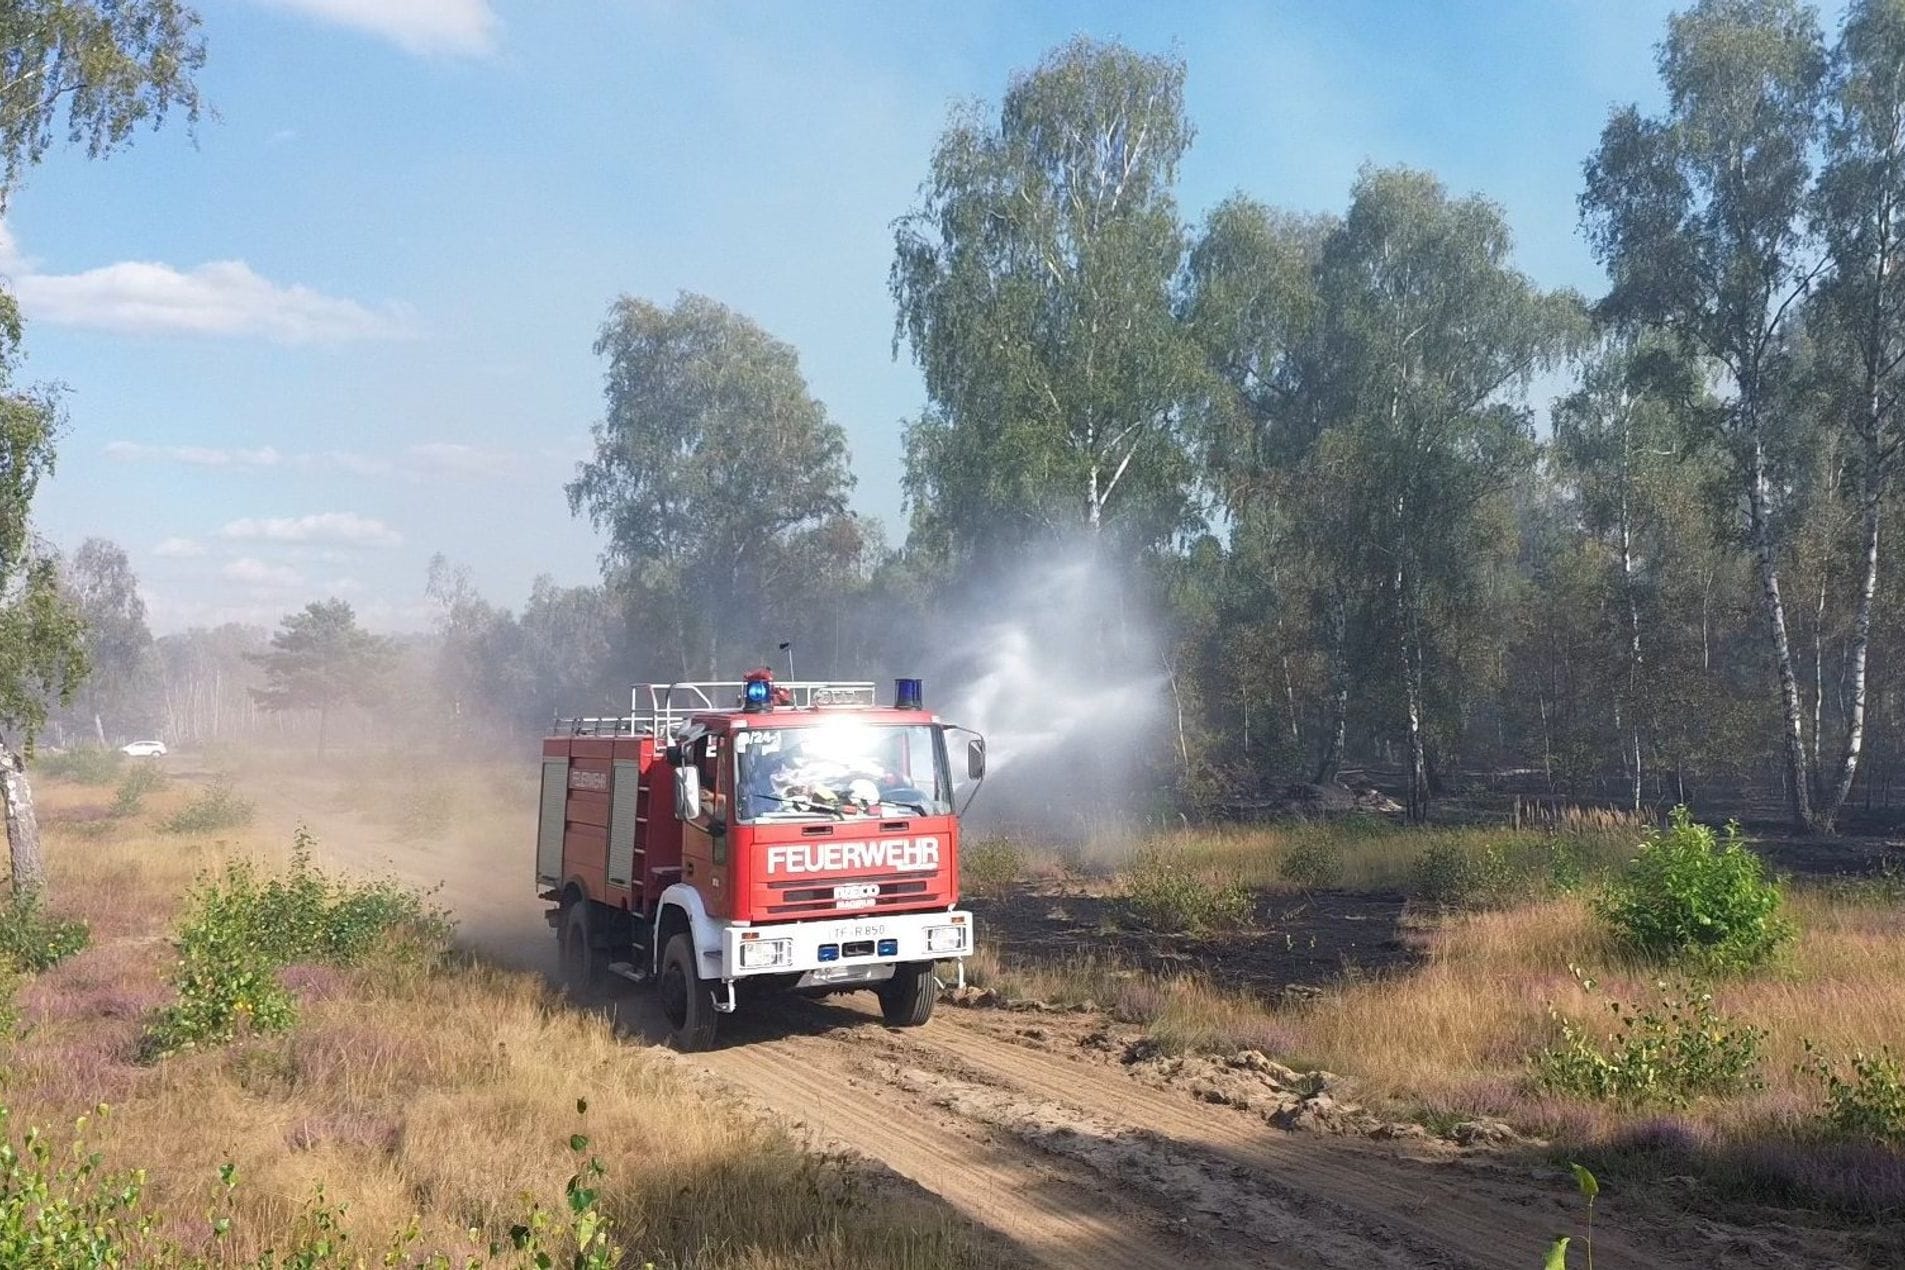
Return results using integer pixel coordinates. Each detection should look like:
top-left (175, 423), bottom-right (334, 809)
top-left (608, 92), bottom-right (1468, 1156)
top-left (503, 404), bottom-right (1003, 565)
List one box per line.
top-left (739, 938), bottom-right (793, 969)
top-left (926, 925), bottom-right (968, 953)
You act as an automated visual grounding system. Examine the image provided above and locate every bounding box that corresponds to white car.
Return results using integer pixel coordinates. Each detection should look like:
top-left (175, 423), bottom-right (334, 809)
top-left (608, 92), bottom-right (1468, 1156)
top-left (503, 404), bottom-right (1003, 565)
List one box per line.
top-left (120, 740), bottom-right (168, 758)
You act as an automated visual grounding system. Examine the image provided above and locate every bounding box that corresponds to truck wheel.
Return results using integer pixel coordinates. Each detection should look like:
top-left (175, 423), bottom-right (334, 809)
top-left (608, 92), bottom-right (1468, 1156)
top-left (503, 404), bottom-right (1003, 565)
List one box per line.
top-left (560, 900), bottom-right (599, 991)
top-left (877, 961), bottom-right (938, 1028)
top-left (658, 932), bottom-right (718, 1051)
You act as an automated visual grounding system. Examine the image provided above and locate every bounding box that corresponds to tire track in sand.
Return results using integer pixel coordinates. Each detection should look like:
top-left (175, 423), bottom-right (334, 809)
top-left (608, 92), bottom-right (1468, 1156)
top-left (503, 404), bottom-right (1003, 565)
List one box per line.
top-left (697, 1034), bottom-right (1236, 1269)
top-left (893, 1012), bottom-right (1696, 1270)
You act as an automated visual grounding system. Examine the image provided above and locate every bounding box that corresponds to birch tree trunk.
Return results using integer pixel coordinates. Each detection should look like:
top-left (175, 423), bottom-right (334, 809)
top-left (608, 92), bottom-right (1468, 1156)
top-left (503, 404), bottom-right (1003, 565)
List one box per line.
top-left (1822, 476), bottom-right (1882, 830)
top-left (1745, 432), bottom-right (1815, 830)
top-left (1619, 439), bottom-right (1645, 814)
top-left (4, 749), bottom-right (45, 896)
top-left (1397, 566), bottom-right (1430, 822)
top-left (1312, 593), bottom-right (1349, 784)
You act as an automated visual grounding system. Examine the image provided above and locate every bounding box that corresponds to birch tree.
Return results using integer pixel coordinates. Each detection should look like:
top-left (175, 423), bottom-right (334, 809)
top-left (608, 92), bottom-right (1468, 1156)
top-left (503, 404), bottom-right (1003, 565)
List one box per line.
top-left (1319, 167), bottom-right (1582, 819)
top-left (1551, 335), bottom-right (1706, 811)
top-left (60, 537), bottom-right (153, 744)
top-left (567, 293), bottom-right (855, 679)
top-left (892, 37), bottom-right (1202, 560)
top-left (1181, 197), bottom-right (1355, 779)
top-left (0, 293), bottom-right (85, 892)
top-left (1582, 0), bottom-right (1828, 830)
top-left (0, 1), bottom-right (202, 207)
top-left (1808, 0), bottom-right (1905, 828)
top-left (0, 2), bottom-right (201, 894)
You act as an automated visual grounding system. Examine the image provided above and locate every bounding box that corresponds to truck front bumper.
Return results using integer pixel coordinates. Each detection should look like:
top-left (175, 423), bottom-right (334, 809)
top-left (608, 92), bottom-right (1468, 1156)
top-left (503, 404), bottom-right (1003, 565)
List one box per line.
top-left (717, 909), bottom-right (974, 981)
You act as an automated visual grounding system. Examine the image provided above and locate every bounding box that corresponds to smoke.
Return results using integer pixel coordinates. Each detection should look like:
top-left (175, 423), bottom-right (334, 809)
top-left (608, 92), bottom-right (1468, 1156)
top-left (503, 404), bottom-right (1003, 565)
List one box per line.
top-left (923, 539), bottom-right (1166, 840)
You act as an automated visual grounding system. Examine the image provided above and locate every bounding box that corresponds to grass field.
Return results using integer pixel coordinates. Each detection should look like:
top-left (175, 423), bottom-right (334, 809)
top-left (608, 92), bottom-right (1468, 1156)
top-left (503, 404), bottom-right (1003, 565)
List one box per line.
top-left (3, 767), bottom-right (987, 1268)
top-left (17, 749), bottom-right (1904, 1248)
top-left (968, 813), bottom-right (1905, 1218)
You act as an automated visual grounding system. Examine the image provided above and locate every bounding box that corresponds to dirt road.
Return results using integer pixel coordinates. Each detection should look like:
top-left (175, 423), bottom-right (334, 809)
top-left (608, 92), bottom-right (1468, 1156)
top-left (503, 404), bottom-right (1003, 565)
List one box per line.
top-left (258, 774), bottom-right (1854, 1270)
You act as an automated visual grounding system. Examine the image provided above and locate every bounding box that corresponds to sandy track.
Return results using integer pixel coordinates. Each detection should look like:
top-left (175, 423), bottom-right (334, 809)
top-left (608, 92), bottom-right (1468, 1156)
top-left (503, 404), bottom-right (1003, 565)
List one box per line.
top-left (259, 778), bottom-right (1853, 1270)
top-left (679, 999), bottom-right (1580, 1270)
top-left (697, 1032), bottom-right (1203, 1269)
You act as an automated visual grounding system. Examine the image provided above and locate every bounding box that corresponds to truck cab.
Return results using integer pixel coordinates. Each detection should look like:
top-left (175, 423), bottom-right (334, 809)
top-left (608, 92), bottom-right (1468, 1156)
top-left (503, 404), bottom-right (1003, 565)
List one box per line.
top-left (538, 675), bottom-right (983, 1050)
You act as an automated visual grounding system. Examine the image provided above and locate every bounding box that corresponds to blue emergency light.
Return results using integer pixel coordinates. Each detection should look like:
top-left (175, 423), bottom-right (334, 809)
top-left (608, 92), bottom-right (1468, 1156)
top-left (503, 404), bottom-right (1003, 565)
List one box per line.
top-left (894, 677), bottom-right (923, 710)
top-left (743, 677), bottom-right (773, 710)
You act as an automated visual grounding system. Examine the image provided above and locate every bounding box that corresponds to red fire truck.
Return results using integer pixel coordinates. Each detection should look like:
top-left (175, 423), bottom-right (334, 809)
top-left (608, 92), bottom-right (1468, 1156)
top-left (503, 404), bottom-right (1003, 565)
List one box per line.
top-left (538, 672), bottom-right (984, 1050)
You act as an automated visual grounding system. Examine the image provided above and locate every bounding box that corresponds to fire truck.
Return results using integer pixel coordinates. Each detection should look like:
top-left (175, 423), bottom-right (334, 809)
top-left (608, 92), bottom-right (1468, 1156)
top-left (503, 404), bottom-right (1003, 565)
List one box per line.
top-left (538, 672), bottom-right (984, 1050)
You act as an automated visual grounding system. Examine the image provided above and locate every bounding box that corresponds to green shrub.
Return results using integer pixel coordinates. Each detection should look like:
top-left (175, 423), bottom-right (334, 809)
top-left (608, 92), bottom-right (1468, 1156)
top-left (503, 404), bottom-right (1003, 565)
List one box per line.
top-left (0, 893), bottom-right (88, 973)
top-left (1410, 840), bottom-right (1515, 907)
top-left (1279, 836), bottom-right (1343, 888)
top-left (0, 971), bottom-right (16, 1041)
top-left (1533, 979), bottom-right (1764, 1107)
top-left (0, 1106), bottom-right (162, 1269)
top-left (158, 780), bottom-right (255, 835)
top-left (1595, 807), bottom-right (1790, 972)
top-left (142, 831), bottom-right (449, 1059)
top-left (1540, 835), bottom-right (1595, 893)
top-left (1122, 853), bottom-right (1253, 932)
top-left (111, 764), bottom-right (167, 817)
top-left (961, 838), bottom-right (1025, 899)
top-left (1803, 1043), bottom-right (1905, 1144)
top-left (33, 747), bottom-right (123, 785)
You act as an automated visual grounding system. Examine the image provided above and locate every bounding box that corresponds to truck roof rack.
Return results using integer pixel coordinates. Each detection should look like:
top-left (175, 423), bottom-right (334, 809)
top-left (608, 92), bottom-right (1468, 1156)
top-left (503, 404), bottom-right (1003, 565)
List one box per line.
top-left (553, 681), bottom-right (879, 739)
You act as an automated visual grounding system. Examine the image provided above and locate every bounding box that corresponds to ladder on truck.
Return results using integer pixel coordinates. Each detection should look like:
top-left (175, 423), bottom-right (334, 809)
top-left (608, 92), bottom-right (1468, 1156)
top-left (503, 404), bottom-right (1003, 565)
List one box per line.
top-left (554, 680), bottom-right (878, 739)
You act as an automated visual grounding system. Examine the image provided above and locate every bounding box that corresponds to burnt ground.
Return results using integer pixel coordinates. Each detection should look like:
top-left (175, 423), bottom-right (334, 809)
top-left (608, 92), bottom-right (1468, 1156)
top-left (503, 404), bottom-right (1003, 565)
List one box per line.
top-left (966, 824), bottom-right (1905, 1005)
top-left (967, 885), bottom-right (1420, 1003)
top-left (1737, 827), bottom-right (1905, 878)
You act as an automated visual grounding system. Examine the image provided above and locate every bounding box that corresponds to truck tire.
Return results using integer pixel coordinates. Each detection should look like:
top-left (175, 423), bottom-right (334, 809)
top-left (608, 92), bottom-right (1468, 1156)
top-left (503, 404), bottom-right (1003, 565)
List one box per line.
top-left (658, 932), bottom-right (718, 1051)
top-left (560, 900), bottom-right (599, 991)
top-left (877, 960), bottom-right (938, 1028)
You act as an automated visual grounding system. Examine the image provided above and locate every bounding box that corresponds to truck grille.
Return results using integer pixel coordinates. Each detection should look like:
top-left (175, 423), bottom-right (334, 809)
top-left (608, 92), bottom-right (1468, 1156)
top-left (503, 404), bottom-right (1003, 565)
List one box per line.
top-left (765, 870), bottom-right (938, 915)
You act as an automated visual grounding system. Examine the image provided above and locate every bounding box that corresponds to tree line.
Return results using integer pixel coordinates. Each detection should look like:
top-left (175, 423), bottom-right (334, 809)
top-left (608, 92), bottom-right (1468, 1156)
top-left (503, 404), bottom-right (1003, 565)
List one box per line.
top-left (30, 0), bottom-right (1905, 843)
top-left (552, 2), bottom-right (1905, 833)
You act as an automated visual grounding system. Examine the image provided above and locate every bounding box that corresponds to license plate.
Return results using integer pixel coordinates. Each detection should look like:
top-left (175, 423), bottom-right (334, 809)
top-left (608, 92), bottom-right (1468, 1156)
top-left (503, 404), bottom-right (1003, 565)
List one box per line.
top-left (833, 883), bottom-right (880, 901)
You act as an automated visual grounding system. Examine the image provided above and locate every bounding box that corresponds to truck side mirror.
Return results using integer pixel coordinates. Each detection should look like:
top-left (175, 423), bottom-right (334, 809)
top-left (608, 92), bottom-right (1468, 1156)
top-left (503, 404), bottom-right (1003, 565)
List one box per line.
top-left (967, 737), bottom-right (986, 780)
top-left (675, 764), bottom-right (702, 821)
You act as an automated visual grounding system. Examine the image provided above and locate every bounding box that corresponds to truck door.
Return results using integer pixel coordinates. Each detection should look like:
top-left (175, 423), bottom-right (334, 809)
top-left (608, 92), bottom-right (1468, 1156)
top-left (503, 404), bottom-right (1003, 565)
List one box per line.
top-left (679, 731), bottom-right (732, 919)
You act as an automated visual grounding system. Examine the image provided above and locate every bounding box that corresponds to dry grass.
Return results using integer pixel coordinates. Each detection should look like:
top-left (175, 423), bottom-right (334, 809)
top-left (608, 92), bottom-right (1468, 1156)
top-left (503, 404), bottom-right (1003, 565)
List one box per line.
top-left (980, 877), bottom-right (1905, 1131)
top-left (1291, 890), bottom-right (1905, 1123)
top-left (5, 767), bottom-right (987, 1269)
top-left (977, 817), bottom-right (1905, 1215)
top-left (1074, 817), bottom-right (1638, 894)
top-left (962, 946), bottom-right (1301, 1055)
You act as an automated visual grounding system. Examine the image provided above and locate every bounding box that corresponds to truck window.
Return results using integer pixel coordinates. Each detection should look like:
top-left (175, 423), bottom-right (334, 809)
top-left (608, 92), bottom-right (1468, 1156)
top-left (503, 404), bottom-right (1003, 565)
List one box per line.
top-left (734, 723), bottom-right (950, 822)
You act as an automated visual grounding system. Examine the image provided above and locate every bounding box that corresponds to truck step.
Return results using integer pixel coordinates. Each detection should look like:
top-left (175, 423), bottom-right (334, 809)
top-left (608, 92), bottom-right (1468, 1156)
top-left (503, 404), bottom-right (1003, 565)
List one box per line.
top-left (606, 961), bottom-right (647, 984)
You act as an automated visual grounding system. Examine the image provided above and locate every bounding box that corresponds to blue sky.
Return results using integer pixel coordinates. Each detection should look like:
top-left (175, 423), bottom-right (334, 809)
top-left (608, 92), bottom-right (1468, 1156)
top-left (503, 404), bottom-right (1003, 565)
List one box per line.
top-left (17, 0), bottom-right (1717, 632)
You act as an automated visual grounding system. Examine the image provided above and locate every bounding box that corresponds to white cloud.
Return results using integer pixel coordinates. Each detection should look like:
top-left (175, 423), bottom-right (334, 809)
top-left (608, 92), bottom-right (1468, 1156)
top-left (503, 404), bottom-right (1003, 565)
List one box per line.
top-left (219, 512), bottom-right (403, 548)
top-left (108, 442), bottom-right (284, 468)
top-left (105, 438), bottom-right (528, 482)
top-left (15, 259), bottom-right (411, 344)
top-left (247, 0), bottom-right (499, 56)
top-left (1, 222), bottom-right (410, 344)
top-left (152, 536), bottom-right (205, 559)
top-left (223, 558), bottom-right (305, 588)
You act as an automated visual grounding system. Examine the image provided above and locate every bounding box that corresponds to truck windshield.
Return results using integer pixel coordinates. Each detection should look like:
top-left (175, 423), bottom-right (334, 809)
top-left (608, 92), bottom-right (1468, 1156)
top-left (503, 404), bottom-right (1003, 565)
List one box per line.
top-left (734, 723), bottom-right (951, 822)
